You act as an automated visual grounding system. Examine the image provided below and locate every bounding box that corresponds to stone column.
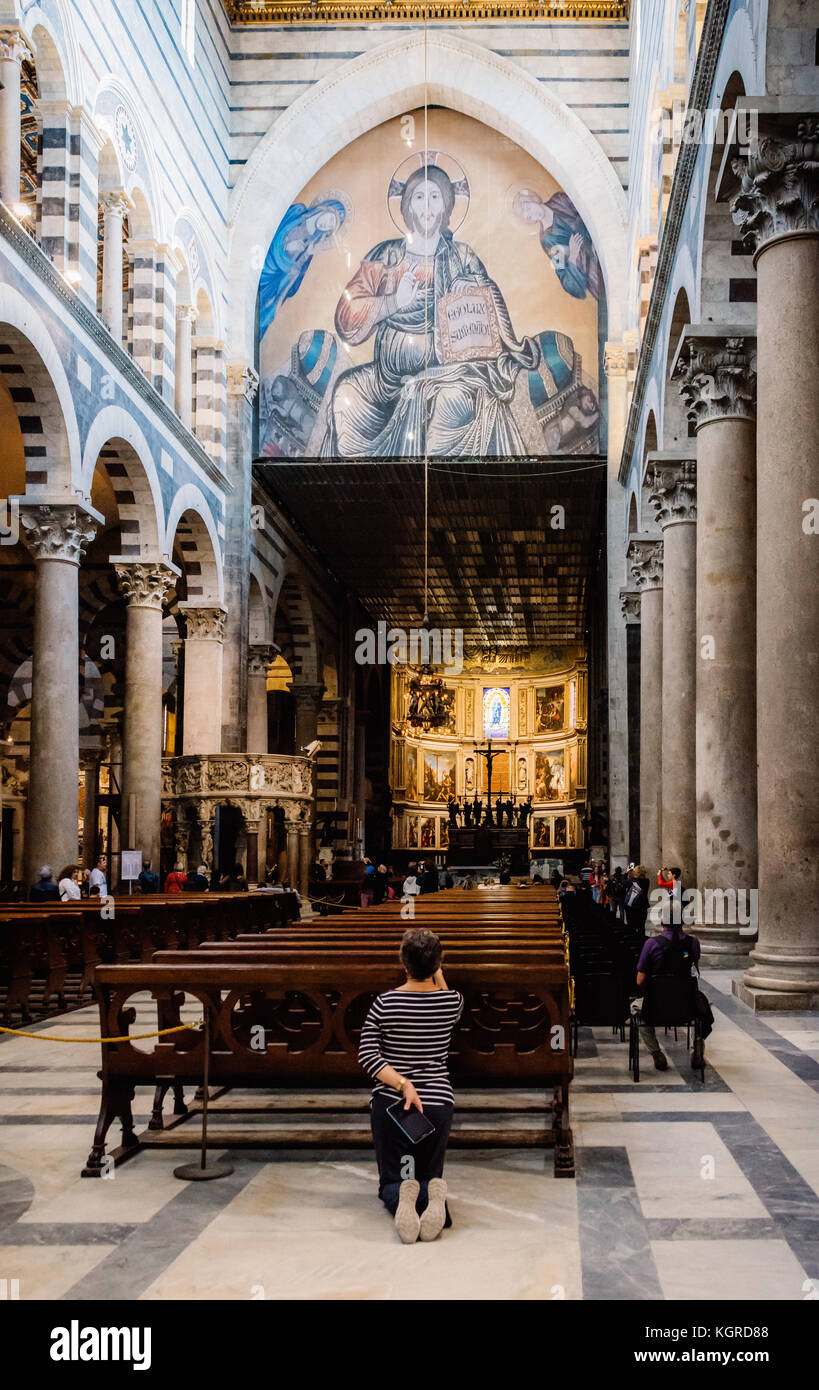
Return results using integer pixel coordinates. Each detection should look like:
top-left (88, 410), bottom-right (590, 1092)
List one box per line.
top-left (19, 502), bottom-right (99, 881)
top-left (81, 752), bottom-right (100, 870)
top-left (174, 304), bottom-right (197, 426)
top-left (291, 682), bottom-right (325, 752)
top-left (179, 605), bottom-right (227, 754)
top-left (627, 538), bottom-right (664, 875)
top-left (100, 192), bottom-right (129, 342)
top-left (675, 331), bottom-right (758, 964)
top-left (605, 339), bottom-right (637, 867)
top-left (0, 30), bottom-right (28, 206)
top-left (285, 817), bottom-right (300, 887)
top-left (298, 824), bottom-right (312, 901)
top-left (619, 589), bottom-right (642, 864)
top-left (222, 363), bottom-right (258, 751)
top-left (244, 811), bottom-right (260, 885)
top-left (247, 644), bottom-right (275, 755)
top-left (114, 560), bottom-right (179, 877)
top-left (730, 118), bottom-right (819, 1006)
top-left (648, 455), bottom-right (697, 887)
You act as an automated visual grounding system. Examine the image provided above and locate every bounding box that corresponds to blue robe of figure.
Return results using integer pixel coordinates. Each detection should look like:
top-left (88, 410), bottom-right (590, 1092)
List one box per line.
top-left (258, 199), bottom-right (346, 339)
top-left (537, 192), bottom-right (600, 301)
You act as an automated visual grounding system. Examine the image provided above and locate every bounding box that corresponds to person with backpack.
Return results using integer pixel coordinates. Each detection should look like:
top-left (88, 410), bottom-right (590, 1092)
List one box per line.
top-left (138, 860), bottom-right (160, 894)
top-left (632, 922), bottom-right (701, 1070)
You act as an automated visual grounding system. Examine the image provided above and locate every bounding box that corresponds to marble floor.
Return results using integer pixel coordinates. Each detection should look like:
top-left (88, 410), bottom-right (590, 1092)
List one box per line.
top-left (1, 968), bottom-right (818, 1301)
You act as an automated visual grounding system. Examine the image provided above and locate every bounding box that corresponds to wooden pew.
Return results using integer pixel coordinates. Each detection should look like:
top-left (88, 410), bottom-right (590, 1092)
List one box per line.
top-left (83, 959), bottom-right (574, 1177)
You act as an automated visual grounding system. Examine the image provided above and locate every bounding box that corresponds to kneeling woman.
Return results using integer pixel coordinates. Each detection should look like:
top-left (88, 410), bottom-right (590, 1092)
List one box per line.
top-left (358, 928), bottom-right (463, 1243)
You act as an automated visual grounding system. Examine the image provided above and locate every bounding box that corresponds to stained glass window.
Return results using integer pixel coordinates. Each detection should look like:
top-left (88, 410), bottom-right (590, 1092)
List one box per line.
top-left (483, 686), bottom-right (510, 740)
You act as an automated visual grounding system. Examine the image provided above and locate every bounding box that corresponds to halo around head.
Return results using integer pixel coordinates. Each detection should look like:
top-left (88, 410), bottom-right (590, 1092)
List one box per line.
top-left (387, 149), bottom-right (470, 235)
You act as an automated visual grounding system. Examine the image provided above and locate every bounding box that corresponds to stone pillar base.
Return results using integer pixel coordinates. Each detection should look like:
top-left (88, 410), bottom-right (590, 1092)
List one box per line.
top-left (689, 925), bottom-right (755, 970)
top-left (732, 979), bottom-right (819, 1012)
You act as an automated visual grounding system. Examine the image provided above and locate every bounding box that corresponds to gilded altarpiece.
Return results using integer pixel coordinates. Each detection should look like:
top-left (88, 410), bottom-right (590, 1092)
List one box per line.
top-left (390, 650), bottom-right (587, 853)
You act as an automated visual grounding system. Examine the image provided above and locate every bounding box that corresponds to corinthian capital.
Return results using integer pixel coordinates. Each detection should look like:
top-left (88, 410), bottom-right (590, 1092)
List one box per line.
top-left (180, 603), bottom-right (228, 641)
top-left (19, 501), bottom-right (99, 564)
top-left (114, 559), bottom-right (179, 609)
top-left (0, 29), bottom-right (32, 65)
top-left (674, 332), bottom-right (757, 425)
top-left (227, 361), bottom-right (259, 403)
top-left (730, 117), bottom-right (819, 251)
top-left (626, 537), bottom-right (664, 591)
top-left (648, 455), bottom-right (697, 528)
top-left (619, 588), bottom-right (641, 624)
top-left (248, 643), bottom-right (277, 676)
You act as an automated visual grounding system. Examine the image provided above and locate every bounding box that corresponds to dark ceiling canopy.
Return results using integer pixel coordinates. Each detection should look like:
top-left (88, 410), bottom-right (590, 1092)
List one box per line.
top-left (254, 456), bottom-right (606, 648)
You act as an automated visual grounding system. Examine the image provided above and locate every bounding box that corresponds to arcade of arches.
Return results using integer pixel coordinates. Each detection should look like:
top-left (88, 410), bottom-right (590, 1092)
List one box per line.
top-left (0, 0), bottom-right (817, 1310)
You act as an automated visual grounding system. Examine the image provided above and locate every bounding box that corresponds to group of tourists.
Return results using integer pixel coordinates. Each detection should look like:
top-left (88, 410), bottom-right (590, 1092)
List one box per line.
top-left (29, 859), bottom-right (109, 903)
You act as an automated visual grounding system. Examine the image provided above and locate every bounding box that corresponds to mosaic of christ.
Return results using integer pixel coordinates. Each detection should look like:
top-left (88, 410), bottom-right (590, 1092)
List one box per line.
top-left (257, 110), bottom-right (601, 460)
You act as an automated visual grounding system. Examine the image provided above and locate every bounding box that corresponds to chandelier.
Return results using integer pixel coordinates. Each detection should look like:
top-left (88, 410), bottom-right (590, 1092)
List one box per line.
top-left (406, 663), bottom-right (449, 732)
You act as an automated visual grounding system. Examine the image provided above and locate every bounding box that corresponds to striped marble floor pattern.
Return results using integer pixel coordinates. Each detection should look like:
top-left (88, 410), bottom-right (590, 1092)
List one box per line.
top-left (1, 968), bottom-right (818, 1301)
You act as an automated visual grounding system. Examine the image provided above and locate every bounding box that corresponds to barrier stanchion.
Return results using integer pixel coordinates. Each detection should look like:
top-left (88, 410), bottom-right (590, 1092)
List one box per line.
top-left (173, 1010), bottom-right (233, 1182)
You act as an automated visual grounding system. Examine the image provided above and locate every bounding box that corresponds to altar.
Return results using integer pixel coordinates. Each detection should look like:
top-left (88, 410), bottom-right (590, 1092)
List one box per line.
top-left (447, 824), bottom-right (530, 873)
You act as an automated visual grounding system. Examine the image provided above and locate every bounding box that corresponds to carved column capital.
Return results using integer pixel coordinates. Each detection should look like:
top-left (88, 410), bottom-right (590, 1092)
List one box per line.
top-left (674, 334), bottom-right (757, 425)
top-left (289, 682), bottom-right (326, 707)
top-left (114, 559), bottom-right (179, 610)
top-left (731, 117), bottom-right (819, 253)
top-left (619, 588), bottom-right (641, 624)
top-left (626, 537), bottom-right (664, 591)
top-left (180, 603), bottom-right (228, 641)
top-left (648, 457), bottom-right (697, 528)
top-left (176, 303), bottom-right (198, 324)
top-left (0, 29), bottom-right (31, 65)
top-left (248, 643), bottom-right (277, 677)
top-left (19, 502), bottom-right (99, 565)
top-left (227, 361), bottom-right (259, 403)
top-left (99, 190), bottom-right (131, 220)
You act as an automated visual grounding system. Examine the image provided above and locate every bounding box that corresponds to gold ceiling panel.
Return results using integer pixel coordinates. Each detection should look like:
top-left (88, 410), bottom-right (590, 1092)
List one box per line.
top-left (223, 2), bottom-right (628, 24)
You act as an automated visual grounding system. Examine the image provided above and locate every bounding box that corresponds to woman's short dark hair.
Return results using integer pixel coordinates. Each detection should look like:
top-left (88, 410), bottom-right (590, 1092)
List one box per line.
top-left (400, 927), bottom-right (442, 980)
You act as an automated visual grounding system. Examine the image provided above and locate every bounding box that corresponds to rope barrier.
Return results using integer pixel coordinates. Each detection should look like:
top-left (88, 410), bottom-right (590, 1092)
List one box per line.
top-left (0, 1021), bottom-right (204, 1043)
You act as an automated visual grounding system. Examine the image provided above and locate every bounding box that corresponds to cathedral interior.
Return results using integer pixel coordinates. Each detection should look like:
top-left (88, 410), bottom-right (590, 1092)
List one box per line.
top-left (0, 0), bottom-right (817, 1330)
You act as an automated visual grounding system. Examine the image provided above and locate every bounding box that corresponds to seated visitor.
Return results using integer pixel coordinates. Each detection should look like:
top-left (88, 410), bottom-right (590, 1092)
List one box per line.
top-left (29, 865), bottom-right (60, 903)
top-left (184, 864), bottom-right (210, 892)
top-left (358, 928), bottom-right (464, 1243)
top-left (164, 862), bottom-right (187, 894)
top-left (219, 863), bottom-right (248, 892)
top-left (632, 920), bottom-right (702, 1071)
top-left (360, 863), bottom-right (376, 907)
top-left (58, 865), bottom-right (81, 901)
top-left (137, 861), bottom-right (160, 894)
top-left (418, 861), bottom-right (439, 894)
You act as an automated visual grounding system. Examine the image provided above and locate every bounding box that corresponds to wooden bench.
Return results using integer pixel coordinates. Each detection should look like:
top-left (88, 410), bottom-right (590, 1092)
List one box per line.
top-left (83, 958), bottom-right (574, 1177)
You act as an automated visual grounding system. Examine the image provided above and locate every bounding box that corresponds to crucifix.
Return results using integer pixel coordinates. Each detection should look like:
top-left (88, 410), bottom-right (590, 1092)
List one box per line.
top-left (472, 741), bottom-right (507, 826)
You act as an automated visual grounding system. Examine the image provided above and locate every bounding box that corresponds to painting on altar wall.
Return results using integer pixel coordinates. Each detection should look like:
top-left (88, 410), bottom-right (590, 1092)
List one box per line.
top-left (536, 685), bottom-right (565, 732)
top-left (405, 746), bottom-right (418, 801)
top-left (533, 818), bottom-right (550, 848)
top-left (440, 819), bottom-right (449, 848)
top-left (420, 817), bottom-right (436, 849)
top-left (423, 750), bottom-right (456, 803)
top-left (483, 687), bottom-right (510, 740)
top-left (554, 816), bottom-right (568, 848)
top-left (405, 814), bottom-right (419, 847)
top-left (257, 109), bottom-right (601, 461)
top-left (534, 750), bottom-right (566, 801)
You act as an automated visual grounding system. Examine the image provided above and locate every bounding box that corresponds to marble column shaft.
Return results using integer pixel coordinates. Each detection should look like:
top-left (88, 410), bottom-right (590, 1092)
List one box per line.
top-left (247, 645), bottom-right (275, 755)
top-left (627, 538), bottom-right (664, 875)
top-left (731, 122), bottom-right (819, 1002)
top-left (100, 193), bottom-right (128, 342)
top-left (180, 605), bottom-right (227, 755)
top-left (174, 304), bottom-right (196, 426)
top-left (222, 363), bottom-right (258, 751)
top-left (285, 820), bottom-right (300, 888)
top-left (115, 561), bottom-right (178, 875)
top-left (20, 502), bottom-right (98, 881)
top-left (649, 458), bottom-right (697, 886)
top-left (0, 31), bottom-right (26, 204)
top-left (676, 333), bottom-right (758, 898)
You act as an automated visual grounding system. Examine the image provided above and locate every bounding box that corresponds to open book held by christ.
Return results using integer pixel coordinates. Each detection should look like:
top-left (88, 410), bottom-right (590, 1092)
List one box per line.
top-left (435, 283), bottom-right (503, 364)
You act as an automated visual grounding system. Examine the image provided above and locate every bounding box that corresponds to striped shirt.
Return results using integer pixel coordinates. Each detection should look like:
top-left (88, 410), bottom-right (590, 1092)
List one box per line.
top-left (358, 988), bottom-right (464, 1106)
